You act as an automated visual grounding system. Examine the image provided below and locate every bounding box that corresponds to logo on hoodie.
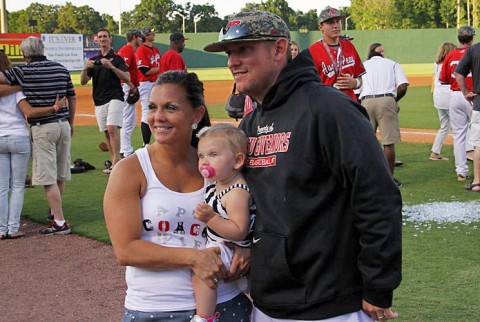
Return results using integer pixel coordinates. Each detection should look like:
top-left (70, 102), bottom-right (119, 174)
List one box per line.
top-left (246, 123), bottom-right (291, 168)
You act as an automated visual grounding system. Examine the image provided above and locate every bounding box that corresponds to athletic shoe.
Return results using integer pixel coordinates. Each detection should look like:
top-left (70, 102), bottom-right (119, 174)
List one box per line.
top-left (393, 178), bottom-right (402, 187)
top-left (457, 174), bottom-right (470, 181)
top-left (394, 160), bottom-right (403, 167)
top-left (46, 209), bottom-right (54, 221)
top-left (429, 153), bottom-right (449, 161)
top-left (39, 221), bottom-right (71, 236)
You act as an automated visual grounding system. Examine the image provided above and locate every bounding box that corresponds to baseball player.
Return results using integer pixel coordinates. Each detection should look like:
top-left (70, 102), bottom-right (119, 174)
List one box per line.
top-left (309, 7), bottom-right (365, 102)
top-left (136, 26), bottom-right (161, 146)
top-left (117, 28), bottom-right (142, 157)
top-left (439, 26), bottom-right (475, 181)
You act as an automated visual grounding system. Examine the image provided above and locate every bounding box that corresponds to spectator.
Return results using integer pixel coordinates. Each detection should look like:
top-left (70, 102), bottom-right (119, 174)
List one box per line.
top-left (439, 26), bottom-right (475, 181)
top-left (104, 71), bottom-right (252, 322)
top-left (0, 51), bottom-right (68, 239)
top-left (359, 43), bottom-right (409, 187)
top-left (290, 41), bottom-right (300, 59)
top-left (160, 32), bottom-right (188, 73)
top-left (118, 28), bottom-right (142, 158)
top-left (455, 38), bottom-right (480, 192)
top-left (430, 42), bottom-right (457, 161)
top-left (81, 28), bottom-right (132, 174)
top-left (204, 10), bottom-right (402, 322)
top-left (136, 27), bottom-right (161, 147)
top-left (193, 123), bottom-right (255, 321)
top-left (0, 37), bottom-right (77, 235)
top-left (309, 7), bottom-right (365, 102)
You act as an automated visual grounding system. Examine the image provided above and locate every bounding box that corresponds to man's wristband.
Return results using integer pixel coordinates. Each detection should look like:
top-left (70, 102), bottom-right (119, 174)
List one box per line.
top-left (53, 104), bottom-right (60, 112)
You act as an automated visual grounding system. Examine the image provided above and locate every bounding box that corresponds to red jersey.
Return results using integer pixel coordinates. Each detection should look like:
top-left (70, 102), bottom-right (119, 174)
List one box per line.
top-left (439, 47), bottom-right (473, 92)
top-left (159, 49), bottom-right (187, 73)
top-left (309, 39), bottom-right (366, 101)
top-left (117, 44), bottom-right (139, 86)
top-left (136, 44), bottom-right (161, 83)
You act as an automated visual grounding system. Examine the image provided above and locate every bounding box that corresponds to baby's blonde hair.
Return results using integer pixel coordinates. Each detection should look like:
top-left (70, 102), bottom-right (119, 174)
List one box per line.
top-left (198, 123), bottom-right (247, 155)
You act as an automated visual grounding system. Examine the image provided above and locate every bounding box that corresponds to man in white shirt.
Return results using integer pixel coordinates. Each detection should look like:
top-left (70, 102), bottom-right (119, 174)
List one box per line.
top-left (359, 43), bottom-right (409, 187)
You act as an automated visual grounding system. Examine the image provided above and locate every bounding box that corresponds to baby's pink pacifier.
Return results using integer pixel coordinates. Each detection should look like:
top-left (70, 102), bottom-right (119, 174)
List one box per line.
top-left (199, 165), bottom-right (215, 179)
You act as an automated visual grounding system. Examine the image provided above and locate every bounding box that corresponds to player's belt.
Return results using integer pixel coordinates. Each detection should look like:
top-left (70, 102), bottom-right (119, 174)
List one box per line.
top-left (362, 93), bottom-right (395, 100)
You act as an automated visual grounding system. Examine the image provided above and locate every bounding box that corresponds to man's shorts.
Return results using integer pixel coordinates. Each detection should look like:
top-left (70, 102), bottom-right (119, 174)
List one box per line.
top-left (469, 110), bottom-right (480, 148)
top-left (362, 96), bottom-right (401, 145)
top-left (31, 119), bottom-right (71, 186)
top-left (95, 99), bottom-right (125, 132)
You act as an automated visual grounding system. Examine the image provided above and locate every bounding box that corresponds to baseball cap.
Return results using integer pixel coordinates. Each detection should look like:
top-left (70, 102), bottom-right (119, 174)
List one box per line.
top-left (126, 28), bottom-right (142, 38)
top-left (141, 27), bottom-right (155, 37)
top-left (203, 10), bottom-right (290, 52)
top-left (170, 32), bottom-right (189, 42)
top-left (458, 26), bottom-right (476, 37)
top-left (318, 7), bottom-right (343, 24)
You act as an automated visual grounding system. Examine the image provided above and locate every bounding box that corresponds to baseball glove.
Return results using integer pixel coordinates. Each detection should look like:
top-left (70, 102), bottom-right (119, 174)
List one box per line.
top-left (126, 86), bottom-right (140, 104)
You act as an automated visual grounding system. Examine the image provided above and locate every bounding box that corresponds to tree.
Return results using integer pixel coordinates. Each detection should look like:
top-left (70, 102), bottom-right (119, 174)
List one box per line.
top-left (123, 0), bottom-right (175, 33)
top-left (294, 9), bottom-right (318, 31)
top-left (8, 3), bottom-right (60, 33)
top-left (56, 4), bottom-right (105, 34)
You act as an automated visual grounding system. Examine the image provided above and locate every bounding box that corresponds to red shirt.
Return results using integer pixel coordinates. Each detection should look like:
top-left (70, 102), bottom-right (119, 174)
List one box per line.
top-left (309, 39), bottom-right (366, 101)
top-left (159, 49), bottom-right (187, 73)
top-left (136, 44), bottom-right (161, 83)
top-left (439, 47), bottom-right (473, 91)
top-left (117, 44), bottom-right (139, 86)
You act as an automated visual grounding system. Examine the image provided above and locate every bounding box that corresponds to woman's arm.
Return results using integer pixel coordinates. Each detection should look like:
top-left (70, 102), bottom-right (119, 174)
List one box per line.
top-left (104, 157), bottom-right (227, 287)
top-left (17, 94), bottom-right (66, 118)
top-left (0, 84), bottom-right (21, 97)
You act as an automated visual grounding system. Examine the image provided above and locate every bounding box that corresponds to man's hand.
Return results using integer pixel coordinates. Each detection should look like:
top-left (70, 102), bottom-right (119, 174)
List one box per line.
top-left (224, 244), bottom-right (250, 282)
top-left (362, 300), bottom-right (398, 321)
top-left (463, 91), bottom-right (477, 105)
top-left (335, 73), bottom-right (356, 89)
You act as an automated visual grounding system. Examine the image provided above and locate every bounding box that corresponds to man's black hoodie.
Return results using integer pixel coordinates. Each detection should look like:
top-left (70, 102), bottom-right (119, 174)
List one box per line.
top-left (240, 49), bottom-right (402, 319)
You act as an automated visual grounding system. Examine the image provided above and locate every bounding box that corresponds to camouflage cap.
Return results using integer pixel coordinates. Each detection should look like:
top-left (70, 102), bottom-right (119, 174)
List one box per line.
top-left (458, 26), bottom-right (476, 37)
top-left (203, 10), bottom-right (290, 52)
top-left (126, 28), bottom-right (142, 39)
top-left (141, 27), bottom-right (155, 38)
top-left (318, 7), bottom-right (343, 24)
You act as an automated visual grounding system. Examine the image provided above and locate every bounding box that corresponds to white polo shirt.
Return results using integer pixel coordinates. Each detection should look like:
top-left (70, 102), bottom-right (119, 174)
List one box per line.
top-left (359, 56), bottom-right (409, 100)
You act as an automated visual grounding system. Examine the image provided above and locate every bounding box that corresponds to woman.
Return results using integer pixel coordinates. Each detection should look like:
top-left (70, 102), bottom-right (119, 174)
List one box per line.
top-left (104, 71), bottom-right (252, 322)
top-left (0, 50), bottom-right (65, 239)
top-left (430, 42), bottom-right (456, 161)
top-left (290, 41), bottom-right (300, 59)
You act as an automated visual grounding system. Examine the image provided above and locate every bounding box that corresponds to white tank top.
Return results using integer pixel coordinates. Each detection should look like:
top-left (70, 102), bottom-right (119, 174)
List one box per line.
top-left (124, 147), bottom-right (240, 312)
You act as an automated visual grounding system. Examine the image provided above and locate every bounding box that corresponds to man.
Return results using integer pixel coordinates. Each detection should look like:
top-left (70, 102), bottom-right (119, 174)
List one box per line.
top-left (359, 43), bottom-right (409, 187)
top-left (439, 26), bottom-right (475, 181)
top-left (0, 36), bottom-right (76, 235)
top-left (159, 32), bottom-right (188, 73)
top-left (81, 28), bottom-right (132, 173)
top-left (455, 39), bottom-right (480, 192)
top-left (204, 10), bottom-right (402, 322)
top-left (309, 7), bottom-right (365, 102)
top-left (136, 26), bottom-right (161, 146)
top-left (117, 28), bottom-right (142, 158)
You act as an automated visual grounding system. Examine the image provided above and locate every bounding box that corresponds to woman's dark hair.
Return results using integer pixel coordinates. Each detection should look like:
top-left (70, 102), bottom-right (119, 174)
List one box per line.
top-left (155, 71), bottom-right (211, 147)
top-left (367, 43), bottom-right (383, 59)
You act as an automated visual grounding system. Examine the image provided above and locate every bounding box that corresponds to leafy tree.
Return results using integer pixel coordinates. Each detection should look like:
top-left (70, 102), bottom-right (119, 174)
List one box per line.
top-left (8, 3), bottom-right (60, 33)
top-left (124, 0), bottom-right (175, 33)
top-left (102, 14), bottom-right (119, 34)
top-left (56, 4), bottom-right (105, 34)
top-left (295, 9), bottom-right (318, 31)
top-left (350, 0), bottom-right (396, 29)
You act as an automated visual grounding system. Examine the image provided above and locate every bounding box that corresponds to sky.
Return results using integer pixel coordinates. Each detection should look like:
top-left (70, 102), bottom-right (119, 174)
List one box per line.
top-left (5, 0), bottom-right (351, 20)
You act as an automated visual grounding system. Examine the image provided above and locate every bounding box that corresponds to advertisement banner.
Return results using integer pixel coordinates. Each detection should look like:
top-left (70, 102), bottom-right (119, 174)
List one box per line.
top-left (0, 33), bottom-right (40, 65)
top-left (42, 34), bottom-right (84, 71)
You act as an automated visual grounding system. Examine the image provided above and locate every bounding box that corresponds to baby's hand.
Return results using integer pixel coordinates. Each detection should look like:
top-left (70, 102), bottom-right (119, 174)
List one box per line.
top-left (194, 202), bottom-right (215, 223)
